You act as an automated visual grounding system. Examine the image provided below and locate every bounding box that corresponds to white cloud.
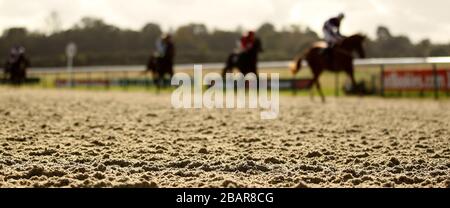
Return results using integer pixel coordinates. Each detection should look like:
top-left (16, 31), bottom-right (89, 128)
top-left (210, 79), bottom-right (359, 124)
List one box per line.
top-left (368, 0), bottom-right (390, 15)
top-left (0, 0), bottom-right (449, 43)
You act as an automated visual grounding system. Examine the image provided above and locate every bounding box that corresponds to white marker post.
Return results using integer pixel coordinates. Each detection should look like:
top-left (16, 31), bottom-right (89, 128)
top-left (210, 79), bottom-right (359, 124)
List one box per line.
top-left (66, 42), bottom-right (77, 87)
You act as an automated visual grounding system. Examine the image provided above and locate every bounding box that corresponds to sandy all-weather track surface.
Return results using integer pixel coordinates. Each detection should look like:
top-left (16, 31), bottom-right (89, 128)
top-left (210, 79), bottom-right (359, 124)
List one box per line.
top-left (0, 88), bottom-right (449, 188)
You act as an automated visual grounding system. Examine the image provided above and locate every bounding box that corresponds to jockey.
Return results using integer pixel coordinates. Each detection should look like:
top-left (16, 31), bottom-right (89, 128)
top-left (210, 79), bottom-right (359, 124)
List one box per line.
top-left (5, 46), bottom-right (30, 84)
top-left (323, 13), bottom-right (345, 48)
top-left (155, 35), bottom-right (167, 57)
top-left (10, 46), bottom-right (18, 56)
top-left (162, 34), bottom-right (175, 60)
top-left (231, 31), bottom-right (257, 63)
top-left (240, 31), bottom-right (256, 52)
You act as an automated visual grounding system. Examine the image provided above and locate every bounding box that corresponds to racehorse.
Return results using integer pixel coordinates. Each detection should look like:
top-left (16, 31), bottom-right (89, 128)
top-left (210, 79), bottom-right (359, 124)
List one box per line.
top-left (4, 51), bottom-right (30, 85)
top-left (291, 34), bottom-right (366, 102)
top-left (222, 38), bottom-right (263, 77)
top-left (145, 55), bottom-right (174, 89)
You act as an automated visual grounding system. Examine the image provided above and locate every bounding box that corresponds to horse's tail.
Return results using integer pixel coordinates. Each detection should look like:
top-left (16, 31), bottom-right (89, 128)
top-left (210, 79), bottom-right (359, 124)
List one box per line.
top-left (291, 54), bottom-right (305, 75)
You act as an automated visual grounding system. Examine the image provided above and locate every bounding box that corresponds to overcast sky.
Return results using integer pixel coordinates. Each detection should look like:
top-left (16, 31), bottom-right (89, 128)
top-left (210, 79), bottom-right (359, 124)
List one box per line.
top-left (0, 0), bottom-right (449, 43)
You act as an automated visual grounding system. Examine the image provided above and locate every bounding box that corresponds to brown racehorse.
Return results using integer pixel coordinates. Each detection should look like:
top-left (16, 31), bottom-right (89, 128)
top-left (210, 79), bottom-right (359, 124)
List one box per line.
top-left (146, 55), bottom-right (174, 89)
top-left (4, 52), bottom-right (30, 85)
top-left (222, 38), bottom-right (263, 77)
top-left (145, 40), bottom-right (175, 89)
top-left (291, 34), bottom-right (366, 102)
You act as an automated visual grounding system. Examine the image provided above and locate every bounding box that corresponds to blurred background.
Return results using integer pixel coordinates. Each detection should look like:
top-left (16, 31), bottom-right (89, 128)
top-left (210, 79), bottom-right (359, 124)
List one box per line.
top-left (0, 0), bottom-right (449, 66)
top-left (0, 0), bottom-right (449, 97)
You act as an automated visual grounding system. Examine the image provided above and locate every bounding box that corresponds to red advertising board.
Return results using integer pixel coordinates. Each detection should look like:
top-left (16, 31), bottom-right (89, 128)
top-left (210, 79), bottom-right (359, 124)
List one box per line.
top-left (383, 69), bottom-right (450, 91)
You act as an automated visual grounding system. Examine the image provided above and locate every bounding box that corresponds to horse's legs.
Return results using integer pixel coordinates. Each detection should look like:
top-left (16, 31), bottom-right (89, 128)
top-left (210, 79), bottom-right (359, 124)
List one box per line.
top-left (345, 65), bottom-right (362, 96)
top-left (168, 69), bottom-right (174, 88)
top-left (316, 79), bottom-right (326, 103)
top-left (153, 72), bottom-right (161, 93)
top-left (309, 74), bottom-right (316, 101)
top-left (311, 70), bottom-right (325, 103)
top-left (222, 54), bottom-right (235, 77)
top-left (169, 68), bottom-right (174, 78)
top-left (345, 66), bottom-right (357, 87)
top-left (222, 68), bottom-right (229, 78)
top-left (309, 86), bottom-right (315, 101)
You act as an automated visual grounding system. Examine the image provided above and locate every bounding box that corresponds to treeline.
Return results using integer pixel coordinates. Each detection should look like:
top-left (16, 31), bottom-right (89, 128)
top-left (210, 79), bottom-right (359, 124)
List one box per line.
top-left (1, 17), bottom-right (449, 67)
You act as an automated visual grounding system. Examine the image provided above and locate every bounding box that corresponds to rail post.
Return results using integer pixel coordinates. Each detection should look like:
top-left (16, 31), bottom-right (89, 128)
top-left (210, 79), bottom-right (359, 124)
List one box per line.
top-left (371, 74), bottom-right (376, 95)
top-left (432, 64), bottom-right (439, 99)
top-left (55, 72), bottom-right (60, 88)
top-left (146, 72), bottom-right (151, 90)
top-left (292, 79), bottom-right (297, 96)
top-left (40, 73), bottom-right (46, 88)
top-left (65, 42), bottom-right (77, 88)
top-left (46, 73), bottom-right (51, 88)
top-left (335, 72), bottom-right (339, 97)
top-left (105, 71), bottom-right (109, 90)
top-left (87, 71), bottom-right (92, 89)
top-left (380, 64), bottom-right (385, 97)
top-left (447, 70), bottom-right (450, 97)
top-left (123, 71), bottom-right (128, 91)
